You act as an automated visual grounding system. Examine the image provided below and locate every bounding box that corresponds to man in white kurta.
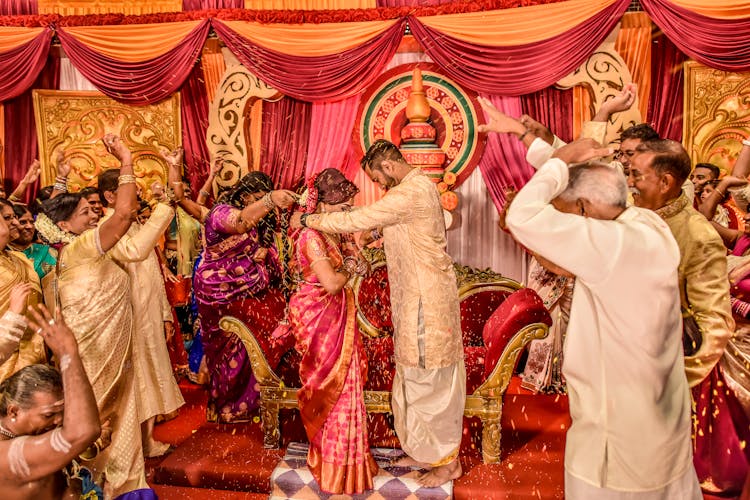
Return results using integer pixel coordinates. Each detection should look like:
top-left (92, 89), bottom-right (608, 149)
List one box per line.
top-left (295, 139), bottom-right (464, 486)
top-left (505, 143), bottom-right (701, 499)
top-left (99, 176), bottom-right (184, 457)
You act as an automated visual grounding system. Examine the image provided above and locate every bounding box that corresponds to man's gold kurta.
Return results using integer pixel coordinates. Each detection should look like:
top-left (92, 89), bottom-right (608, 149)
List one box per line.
top-left (0, 250), bottom-right (44, 382)
top-left (102, 205), bottom-right (184, 422)
top-left (306, 168), bottom-right (462, 369)
top-left (656, 193), bottom-right (734, 387)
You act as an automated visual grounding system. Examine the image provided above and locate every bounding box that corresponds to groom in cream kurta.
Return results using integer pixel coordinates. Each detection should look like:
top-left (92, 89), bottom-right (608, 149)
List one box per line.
top-left (298, 140), bottom-right (464, 485)
top-left (506, 141), bottom-right (701, 499)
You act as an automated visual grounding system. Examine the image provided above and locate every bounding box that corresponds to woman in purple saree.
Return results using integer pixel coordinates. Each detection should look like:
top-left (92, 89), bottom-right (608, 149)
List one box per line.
top-left (287, 168), bottom-right (378, 494)
top-left (193, 172), bottom-right (296, 422)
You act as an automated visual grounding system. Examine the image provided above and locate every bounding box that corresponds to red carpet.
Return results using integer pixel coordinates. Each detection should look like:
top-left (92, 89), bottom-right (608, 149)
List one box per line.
top-left (148, 379), bottom-right (737, 499)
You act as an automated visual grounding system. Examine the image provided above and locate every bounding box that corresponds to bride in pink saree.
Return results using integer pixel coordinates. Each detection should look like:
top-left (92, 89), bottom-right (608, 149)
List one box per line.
top-left (286, 168), bottom-right (378, 494)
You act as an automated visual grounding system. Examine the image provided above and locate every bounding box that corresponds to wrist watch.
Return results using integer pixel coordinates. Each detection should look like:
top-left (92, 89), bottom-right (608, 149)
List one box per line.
top-left (300, 214), bottom-right (309, 228)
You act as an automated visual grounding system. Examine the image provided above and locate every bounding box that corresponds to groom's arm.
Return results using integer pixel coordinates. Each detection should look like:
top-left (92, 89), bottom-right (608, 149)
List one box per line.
top-left (305, 187), bottom-right (412, 234)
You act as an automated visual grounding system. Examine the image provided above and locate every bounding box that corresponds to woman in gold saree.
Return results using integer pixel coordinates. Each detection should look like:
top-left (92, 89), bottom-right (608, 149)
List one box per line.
top-left (0, 198), bottom-right (44, 382)
top-left (37, 135), bottom-right (165, 500)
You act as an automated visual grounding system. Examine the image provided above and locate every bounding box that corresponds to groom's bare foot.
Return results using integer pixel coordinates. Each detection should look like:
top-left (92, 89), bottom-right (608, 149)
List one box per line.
top-left (417, 458), bottom-right (462, 488)
top-left (391, 456), bottom-right (433, 469)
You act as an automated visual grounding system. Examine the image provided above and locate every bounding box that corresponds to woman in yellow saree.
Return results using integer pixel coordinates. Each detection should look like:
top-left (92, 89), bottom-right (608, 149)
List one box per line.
top-left (36, 135), bottom-right (165, 500)
top-left (0, 198), bottom-right (44, 382)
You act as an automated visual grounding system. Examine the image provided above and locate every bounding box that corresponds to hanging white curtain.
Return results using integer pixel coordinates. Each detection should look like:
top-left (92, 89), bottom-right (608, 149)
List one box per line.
top-left (446, 167), bottom-right (527, 282)
top-left (59, 57), bottom-right (98, 91)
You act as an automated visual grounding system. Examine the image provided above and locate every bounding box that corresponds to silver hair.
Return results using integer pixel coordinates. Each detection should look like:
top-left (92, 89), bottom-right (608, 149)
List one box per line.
top-left (557, 161), bottom-right (627, 209)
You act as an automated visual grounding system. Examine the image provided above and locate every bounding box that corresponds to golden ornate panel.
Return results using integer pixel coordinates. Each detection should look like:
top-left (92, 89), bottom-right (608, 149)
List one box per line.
top-left (684, 61), bottom-right (750, 173)
top-left (32, 90), bottom-right (181, 198)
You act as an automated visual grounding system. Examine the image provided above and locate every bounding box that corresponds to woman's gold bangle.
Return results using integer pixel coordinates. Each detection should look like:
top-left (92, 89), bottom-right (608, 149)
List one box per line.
top-left (118, 174), bottom-right (137, 186)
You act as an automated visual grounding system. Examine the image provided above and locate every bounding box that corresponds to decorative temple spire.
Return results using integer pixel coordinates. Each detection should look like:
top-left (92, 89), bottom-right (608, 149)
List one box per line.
top-left (399, 67), bottom-right (446, 182)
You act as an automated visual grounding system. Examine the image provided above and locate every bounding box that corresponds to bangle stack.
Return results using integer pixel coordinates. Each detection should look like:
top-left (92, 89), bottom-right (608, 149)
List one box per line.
top-left (715, 187), bottom-right (726, 198)
top-left (262, 192), bottom-right (275, 210)
top-left (300, 213), bottom-right (309, 228)
top-left (118, 174), bottom-right (136, 186)
top-left (743, 139), bottom-right (750, 148)
top-left (54, 176), bottom-right (68, 193)
top-left (199, 189), bottom-right (211, 198)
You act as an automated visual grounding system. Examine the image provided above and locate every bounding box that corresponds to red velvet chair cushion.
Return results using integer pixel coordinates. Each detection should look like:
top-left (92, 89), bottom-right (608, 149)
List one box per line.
top-left (356, 265), bottom-right (393, 335)
top-left (482, 288), bottom-right (552, 379)
top-left (459, 289), bottom-right (511, 346)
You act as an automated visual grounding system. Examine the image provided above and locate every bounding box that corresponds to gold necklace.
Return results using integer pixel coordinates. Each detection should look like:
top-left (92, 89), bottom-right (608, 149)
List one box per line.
top-left (0, 422), bottom-right (17, 439)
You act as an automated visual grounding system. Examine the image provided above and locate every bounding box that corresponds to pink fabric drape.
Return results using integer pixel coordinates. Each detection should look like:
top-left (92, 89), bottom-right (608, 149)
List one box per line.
top-left (182, 0), bottom-right (242, 9)
top-left (179, 60), bottom-right (211, 198)
top-left (477, 95), bottom-right (533, 211)
top-left (642, 0), bottom-right (750, 72)
top-left (406, 0), bottom-right (630, 96)
top-left (521, 85), bottom-right (575, 144)
top-left (0, 0), bottom-right (37, 14)
top-left (56, 20), bottom-right (210, 105)
top-left (212, 19), bottom-right (405, 102)
top-left (259, 97), bottom-right (312, 191)
top-left (3, 52), bottom-right (59, 201)
top-left (0, 29), bottom-right (52, 102)
top-left (646, 31), bottom-right (686, 142)
top-left (305, 96), bottom-right (361, 181)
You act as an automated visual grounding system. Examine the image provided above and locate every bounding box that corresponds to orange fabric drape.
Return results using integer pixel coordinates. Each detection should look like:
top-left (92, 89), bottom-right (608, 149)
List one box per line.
top-left (37, 0), bottom-right (182, 15)
top-left (0, 27), bottom-right (46, 53)
top-left (200, 40), bottom-right (226, 104)
top-left (62, 21), bottom-right (204, 62)
top-left (217, 19), bottom-right (398, 57)
top-left (614, 12), bottom-right (652, 120)
top-left (667, 0), bottom-right (750, 19)
top-left (417, 0), bottom-right (618, 46)
top-left (571, 86), bottom-right (593, 140)
top-left (250, 99), bottom-right (263, 172)
top-left (245, 0), bottom-right (375, 8)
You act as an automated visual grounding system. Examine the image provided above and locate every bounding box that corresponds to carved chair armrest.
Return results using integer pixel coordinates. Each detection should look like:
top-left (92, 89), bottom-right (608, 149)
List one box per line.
top-left (219, 315), bottom-right (282, 387)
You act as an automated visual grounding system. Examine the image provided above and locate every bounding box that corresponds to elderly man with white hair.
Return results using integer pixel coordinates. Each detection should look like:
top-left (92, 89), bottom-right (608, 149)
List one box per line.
top-left (504, 138), bottom-right (701, 499)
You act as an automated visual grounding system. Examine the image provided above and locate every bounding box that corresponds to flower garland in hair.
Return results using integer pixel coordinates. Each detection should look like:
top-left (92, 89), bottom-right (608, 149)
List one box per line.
top-left (34, 213), bottom-right (76, 245)
top-left (304, 172), bottom-right (321, 214)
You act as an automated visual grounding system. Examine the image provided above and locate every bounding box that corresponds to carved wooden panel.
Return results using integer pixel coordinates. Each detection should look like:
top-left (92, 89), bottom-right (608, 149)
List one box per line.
top-left (683, 61), bottom-right (750, 173)
top-left (32, 90), bottom-right (181, 197)
top-left (557, 28), bottom-right (642, 145)
top-left (206, 64), bottom-right (281, 193)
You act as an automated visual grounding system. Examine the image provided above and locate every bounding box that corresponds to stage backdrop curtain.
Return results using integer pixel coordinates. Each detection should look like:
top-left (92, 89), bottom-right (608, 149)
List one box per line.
top-left (56, 20), bottom-right (210, 104)
top-left (258, 97), bottom-right (312, 191)
top-left (0, 0), bottom-right (37, 14)
top-left (180, 61), bottom-right (211, 199)
top-left (614, 12), bottom-right (652, 121)
top-left (3, 52), bottom-right (59, 201)
top-left (0, 28), bottom-right (52, 102)
top-left (59, 57), bottom-right (98, 91)
top-left (521, 86), bottom-right (575, 145)
top-left (212, 18), bottom-right (404, 102)
top-left (304, 96), bottom-right (361, 181)
top-left (183, 0), bottom-right (243, 8)
top-left (407, 0), bottom-right (630, 95)
top-left (647, 31), bottom-right (686, 142)
top-left (641, 0), bottom-right (750, 71)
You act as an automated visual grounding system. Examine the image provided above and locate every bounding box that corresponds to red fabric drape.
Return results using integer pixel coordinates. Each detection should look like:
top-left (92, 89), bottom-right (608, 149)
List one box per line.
top-left (477, 95), bottom-right (534, 211)
top-left (0, 29), bottom-right (52, 102)
top-left (182, 0), bottom-right (242, 9)
top-left (180, 60), bottom-right (211, 198)
top-left (406, 0), bottom-right (630, 96)
top-left (56, 20), bottom-right (210, 104)
top-left (305, 96), bottom-right (361, 181)
top-left (259, 97), bottom-right (312, 190)
top-left (0, 0), bottom-right (37, 15)
top-left (521, 86), bottom-right (574, 144)
top-left (642, 0), bottom-right (750, 72)
top-left (3, 51), bottom-right (59, 201)
top-left (647, 31), bottom-right (686, 142)
top-left (212, 19), bottom-right (405, 102)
